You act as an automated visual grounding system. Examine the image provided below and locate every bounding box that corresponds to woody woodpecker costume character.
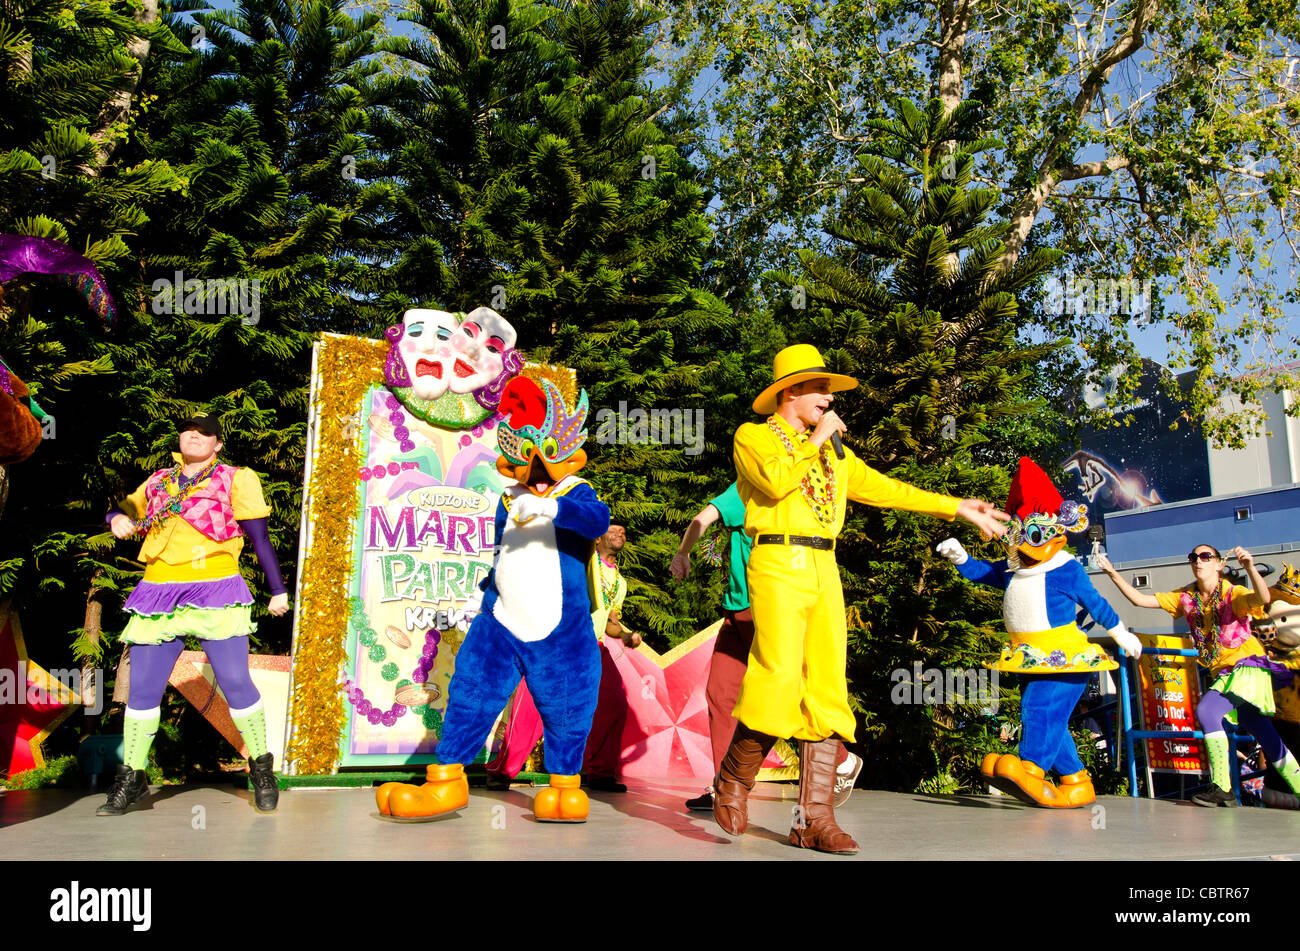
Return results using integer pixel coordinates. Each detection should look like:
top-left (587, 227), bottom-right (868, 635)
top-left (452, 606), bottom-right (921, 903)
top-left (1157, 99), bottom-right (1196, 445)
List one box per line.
top-left (102, 414), bottom-right (289, 815)
top-left (376, 374), bottom-right (609, 822)
top-left (938, 457), bottom-right (1142, 807)
top-left (717, 344), bottom-right (1009, 853)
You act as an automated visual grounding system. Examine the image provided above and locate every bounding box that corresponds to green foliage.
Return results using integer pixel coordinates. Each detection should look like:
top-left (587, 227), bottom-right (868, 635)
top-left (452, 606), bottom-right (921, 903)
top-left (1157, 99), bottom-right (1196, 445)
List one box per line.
top-left (4, 754), bottom-right (80, 789)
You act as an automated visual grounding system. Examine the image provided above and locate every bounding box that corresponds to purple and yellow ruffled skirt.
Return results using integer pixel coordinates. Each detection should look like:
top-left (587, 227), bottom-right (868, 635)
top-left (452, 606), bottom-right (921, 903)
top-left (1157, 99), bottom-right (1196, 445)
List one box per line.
top-left (121, 557), bottom-right (255, 645)
top-left (1213, 655), bottom-right (1295, 720)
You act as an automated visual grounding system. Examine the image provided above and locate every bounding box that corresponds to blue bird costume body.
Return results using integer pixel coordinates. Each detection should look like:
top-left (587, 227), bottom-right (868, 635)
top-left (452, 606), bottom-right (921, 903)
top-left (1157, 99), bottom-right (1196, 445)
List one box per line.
top-left (956, 551), bottom-right (1119, 782)
top-left (375, 371), bottom-right (611, 822)
top-left (436, 476), bottom-right (608, 774)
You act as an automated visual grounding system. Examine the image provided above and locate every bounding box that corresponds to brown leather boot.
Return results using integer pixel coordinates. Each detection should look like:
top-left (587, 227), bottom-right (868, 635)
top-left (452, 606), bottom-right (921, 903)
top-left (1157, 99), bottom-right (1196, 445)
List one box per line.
top-left (713, 724), bottom-right (777, 835)
top-left (789, 739), bottom-right (858, 854)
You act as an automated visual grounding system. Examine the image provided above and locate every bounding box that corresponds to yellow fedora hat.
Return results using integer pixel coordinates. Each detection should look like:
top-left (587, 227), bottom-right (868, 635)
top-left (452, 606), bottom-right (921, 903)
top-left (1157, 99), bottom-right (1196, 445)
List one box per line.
top-left (752, 344), bottom-right (858, 415)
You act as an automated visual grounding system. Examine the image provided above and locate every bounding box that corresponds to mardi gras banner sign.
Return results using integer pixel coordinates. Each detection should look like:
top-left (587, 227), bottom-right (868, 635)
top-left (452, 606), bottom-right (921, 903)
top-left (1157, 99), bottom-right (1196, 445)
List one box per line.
top-left (1134, 632), bottom-right (1207, 774)
top-left (285, 311), bottom-right (561, 774)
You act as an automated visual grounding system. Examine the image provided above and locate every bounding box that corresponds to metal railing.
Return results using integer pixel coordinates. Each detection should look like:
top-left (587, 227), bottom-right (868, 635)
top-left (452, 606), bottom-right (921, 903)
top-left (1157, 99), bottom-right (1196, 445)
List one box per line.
top-left (1115, 641), bottom-right (1256, 801)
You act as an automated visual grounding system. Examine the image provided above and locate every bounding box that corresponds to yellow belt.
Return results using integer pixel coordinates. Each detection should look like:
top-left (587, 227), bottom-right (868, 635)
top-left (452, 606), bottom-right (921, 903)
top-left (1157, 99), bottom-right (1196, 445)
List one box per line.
top-left (143, 553), bottom-right (240, 583)
top-left (1006, 622), bottom-right (1086, 647)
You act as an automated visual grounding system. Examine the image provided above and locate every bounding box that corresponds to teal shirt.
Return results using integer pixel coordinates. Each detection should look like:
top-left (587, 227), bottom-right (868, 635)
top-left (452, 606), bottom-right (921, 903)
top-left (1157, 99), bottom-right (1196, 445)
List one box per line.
top-left (710, 483), bottom-right (751, 612)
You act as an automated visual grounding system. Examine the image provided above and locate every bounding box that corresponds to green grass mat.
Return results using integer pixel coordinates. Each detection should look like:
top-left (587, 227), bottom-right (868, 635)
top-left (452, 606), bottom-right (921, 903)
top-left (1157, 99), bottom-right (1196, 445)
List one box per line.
top-left (241, 771), bottom-right (552, 789)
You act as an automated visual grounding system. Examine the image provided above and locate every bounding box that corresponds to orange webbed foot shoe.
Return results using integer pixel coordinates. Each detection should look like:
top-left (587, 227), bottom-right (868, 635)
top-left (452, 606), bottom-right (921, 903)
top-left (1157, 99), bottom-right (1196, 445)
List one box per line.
top-left (376, 781), bottom-right (404, 815)
top-left (992, 755), bottom-right (1060, 807)
top-left (375, 764), bottom-right (469, 818)
top-left (982, 753), bottom-right (1029, 803)
top-left (1052, 770), bottom-right (1095, 808)
top-left (533, 774), bottom-right (588, 822)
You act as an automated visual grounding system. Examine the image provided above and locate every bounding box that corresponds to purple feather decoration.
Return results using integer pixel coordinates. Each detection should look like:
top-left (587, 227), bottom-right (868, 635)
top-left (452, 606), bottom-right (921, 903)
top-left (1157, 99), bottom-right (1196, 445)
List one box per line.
top-left (0, 234), bottom-right (117, 328)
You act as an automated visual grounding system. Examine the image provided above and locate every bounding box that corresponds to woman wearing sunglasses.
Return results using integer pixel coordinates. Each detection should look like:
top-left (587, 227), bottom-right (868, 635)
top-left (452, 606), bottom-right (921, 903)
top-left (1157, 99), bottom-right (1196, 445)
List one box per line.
top-left (1100, 544), bottom-right (1300, 806)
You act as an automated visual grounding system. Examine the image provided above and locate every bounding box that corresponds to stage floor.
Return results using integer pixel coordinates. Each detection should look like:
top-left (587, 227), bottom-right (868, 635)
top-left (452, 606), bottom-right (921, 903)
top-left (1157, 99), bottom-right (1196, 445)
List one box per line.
top-left (4, 779), bottom-right (1300, 861)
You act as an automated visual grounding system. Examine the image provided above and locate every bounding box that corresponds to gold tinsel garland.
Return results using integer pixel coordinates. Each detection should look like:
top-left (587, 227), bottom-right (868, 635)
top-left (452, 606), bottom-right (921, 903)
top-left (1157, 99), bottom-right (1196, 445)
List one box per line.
top-left (520, 363), bottom-right (578, 409)
top-left (285, 334), bottom-right (387, 774)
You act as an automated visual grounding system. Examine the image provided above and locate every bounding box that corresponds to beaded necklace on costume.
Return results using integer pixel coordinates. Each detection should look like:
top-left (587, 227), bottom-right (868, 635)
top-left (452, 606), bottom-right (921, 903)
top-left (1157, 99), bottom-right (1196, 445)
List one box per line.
top-left (134, 458), bottom-right (221, 534)
top-left (767, 416), bottom-right (836, 529)
top-left (596, 553), bottom-right (620, 608)
top-left (1188, 582), bottom-right (1225, 668)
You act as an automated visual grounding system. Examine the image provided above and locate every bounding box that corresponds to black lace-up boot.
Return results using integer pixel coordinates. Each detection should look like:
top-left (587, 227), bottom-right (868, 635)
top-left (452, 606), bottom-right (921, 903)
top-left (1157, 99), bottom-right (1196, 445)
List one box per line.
top-left (248, 753), bottom-right (280, 813)
top-left (96, 765), bottom-right (148, 816)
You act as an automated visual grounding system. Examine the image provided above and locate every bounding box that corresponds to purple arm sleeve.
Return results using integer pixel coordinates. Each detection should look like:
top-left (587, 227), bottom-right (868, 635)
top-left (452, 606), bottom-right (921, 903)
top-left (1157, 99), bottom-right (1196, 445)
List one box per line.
top-left (106, 507), bottom-right (126, 525)
top-left (239, 517), bottom-right (287, 596)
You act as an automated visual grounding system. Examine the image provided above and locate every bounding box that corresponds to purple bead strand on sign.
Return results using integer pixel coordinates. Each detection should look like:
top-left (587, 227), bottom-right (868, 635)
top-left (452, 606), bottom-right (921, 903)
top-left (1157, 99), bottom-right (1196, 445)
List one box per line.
top-left (386, 393), bottom-right (415, 452)
top-left (343, 677), bottom-right (406, 726)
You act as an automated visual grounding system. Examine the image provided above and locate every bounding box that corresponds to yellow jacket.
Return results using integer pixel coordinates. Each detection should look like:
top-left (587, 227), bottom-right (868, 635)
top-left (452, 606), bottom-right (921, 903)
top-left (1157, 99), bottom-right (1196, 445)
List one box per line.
top-left (733, 415), bottom-right (960, 538)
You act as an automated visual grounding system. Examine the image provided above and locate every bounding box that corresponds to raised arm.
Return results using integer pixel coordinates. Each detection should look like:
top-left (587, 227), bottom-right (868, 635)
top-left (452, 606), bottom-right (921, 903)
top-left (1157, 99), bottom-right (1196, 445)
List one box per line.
top-left (1235, 546), bottom-right (1271, 608)
top-left (1096, 554), bottom-right (1161, 609)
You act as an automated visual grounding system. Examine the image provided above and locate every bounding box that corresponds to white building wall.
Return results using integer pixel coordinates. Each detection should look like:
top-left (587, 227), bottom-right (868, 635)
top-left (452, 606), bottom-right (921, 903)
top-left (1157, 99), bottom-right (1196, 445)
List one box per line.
top-left (1208, 388), bottom-right (1300, 495)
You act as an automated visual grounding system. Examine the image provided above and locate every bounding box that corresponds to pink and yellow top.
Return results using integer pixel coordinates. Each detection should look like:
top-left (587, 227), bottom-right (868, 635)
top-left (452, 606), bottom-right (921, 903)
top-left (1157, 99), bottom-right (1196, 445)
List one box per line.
top-left (118, 454), bottom-right (270, 582)
top-left (1154, 580), bottom-right (1266, 676)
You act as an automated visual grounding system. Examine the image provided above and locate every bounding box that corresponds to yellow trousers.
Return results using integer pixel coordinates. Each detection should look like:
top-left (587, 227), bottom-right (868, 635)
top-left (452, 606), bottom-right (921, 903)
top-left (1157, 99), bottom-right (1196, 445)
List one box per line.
top-left (732, 544), bottom-right (855, 741)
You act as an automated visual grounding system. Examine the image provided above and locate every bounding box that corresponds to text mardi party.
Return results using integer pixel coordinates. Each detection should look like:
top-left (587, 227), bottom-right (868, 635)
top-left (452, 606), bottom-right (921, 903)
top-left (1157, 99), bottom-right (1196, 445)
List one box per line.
top-left (367, 505), bottom-right (493, 602)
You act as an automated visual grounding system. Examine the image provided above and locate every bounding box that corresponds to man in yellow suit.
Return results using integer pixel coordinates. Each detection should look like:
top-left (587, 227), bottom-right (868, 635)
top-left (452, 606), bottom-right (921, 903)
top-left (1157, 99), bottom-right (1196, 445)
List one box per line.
top-left (718, 344), bottom-right (1010, 853)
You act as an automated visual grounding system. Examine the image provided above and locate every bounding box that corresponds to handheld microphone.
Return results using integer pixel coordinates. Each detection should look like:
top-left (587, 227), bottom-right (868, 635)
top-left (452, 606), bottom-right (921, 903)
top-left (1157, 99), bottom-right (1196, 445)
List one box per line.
top-left (830, 432), bottom-right (844, 460)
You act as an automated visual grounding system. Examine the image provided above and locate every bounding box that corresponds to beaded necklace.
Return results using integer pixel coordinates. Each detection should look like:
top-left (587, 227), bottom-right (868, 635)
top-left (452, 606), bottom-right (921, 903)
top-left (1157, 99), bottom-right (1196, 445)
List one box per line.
top-left (596, 554), bottom-right (620, 608)
top-left (1188, 582), bottom-right (1225, 667)
top-left (766, 416), bottom-right (837, 528)
top-left (133, 458), bottom-right (220, 534)
top-left (342, 597), bottom-right (443, 730)
top-left (699, 529), bottom-right (726, 567)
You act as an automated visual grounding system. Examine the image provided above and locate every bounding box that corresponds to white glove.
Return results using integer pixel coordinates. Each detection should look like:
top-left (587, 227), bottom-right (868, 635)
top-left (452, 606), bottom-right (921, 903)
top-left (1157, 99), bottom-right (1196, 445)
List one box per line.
top-left (936, 538), bottom-right (969, 566)
top-left (1110, 623), bottom-right (1143, 659)
top-left (512, 493), bottom-right (558, 524)
top-left (451, 587), bottom-right (483, 632)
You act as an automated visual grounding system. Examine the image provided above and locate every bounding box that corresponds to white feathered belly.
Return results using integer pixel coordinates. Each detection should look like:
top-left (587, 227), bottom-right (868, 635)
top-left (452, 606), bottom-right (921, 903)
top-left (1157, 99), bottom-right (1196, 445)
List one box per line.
top-left (1002, 573), bottom-right (1052, 633)
top-left (491, 517), bottom-right (563, 642)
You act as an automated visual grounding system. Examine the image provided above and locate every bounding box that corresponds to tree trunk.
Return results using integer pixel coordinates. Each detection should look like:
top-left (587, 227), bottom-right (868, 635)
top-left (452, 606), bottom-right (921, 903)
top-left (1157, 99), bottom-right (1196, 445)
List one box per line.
top-left (935, 0), bottom-right (971, 116)
top-left (934, 0), bottom-right (971, 279)
top-left (998, 0), bottom-right (1159, 273)
top-left (89, 0), bottom-right (160, 171)
top-left (81, 572), bottom-right (107, 732)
